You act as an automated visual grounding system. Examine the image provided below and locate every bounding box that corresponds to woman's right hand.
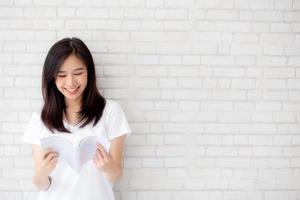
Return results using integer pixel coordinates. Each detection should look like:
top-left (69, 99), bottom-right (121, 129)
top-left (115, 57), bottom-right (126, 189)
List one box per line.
top-left (31, 145), bottom-right (59, 191)
top-left (37, 148), bottom-right (59, 176)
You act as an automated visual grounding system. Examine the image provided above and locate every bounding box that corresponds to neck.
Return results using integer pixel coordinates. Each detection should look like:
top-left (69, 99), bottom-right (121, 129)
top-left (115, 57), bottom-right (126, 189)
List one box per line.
top-left (64, 99), bottom-right (82, 125)
top-left (65, 98), bottom-right (82, 112)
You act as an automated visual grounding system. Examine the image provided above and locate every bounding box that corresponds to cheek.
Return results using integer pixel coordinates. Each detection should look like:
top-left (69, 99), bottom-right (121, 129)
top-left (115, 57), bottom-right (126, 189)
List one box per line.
top-left (55, 78), bottom-right (63, 89)
top-left (79, 75), bottom-right (88, 86)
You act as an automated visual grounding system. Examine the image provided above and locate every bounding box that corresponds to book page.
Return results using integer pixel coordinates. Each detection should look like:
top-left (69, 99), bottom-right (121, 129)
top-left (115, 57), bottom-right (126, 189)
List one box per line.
top-left (78, 135), bottom-right (111, 169)
top-left (40, 136), bottom-right (75, 169)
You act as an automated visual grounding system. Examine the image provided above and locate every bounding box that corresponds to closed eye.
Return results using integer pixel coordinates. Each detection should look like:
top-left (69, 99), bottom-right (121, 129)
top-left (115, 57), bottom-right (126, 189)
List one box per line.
top-left (74, 73), bottom-right (83, 76)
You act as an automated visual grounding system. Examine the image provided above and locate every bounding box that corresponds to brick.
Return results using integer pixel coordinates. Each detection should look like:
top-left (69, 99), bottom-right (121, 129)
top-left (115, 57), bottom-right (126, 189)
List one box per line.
top-left (131, 31), bottom-right (165, 42)
top-left (179, 101), bottom-right (200, 111)
top-left (275, 0), bottom-right (293, 9)
top-left (234, 33), bottom-right (258, 43)
top-left (260, 33), bottom-right (294, 44)
top-left (142, 158), bottom-right (164, 167)
top-left (169, 67), bottom-right (201, 77)
top-left (172, 191), bottom-right (209, 200)
top-left (76, 8), bottom-right (108, 18)
top-left (155, 9), bottom-right (187, 19)
top-left (189, 32), bottom-right (221, 42)
top-left (231, 79), bottom-right (255, 89)
top-left (271, 23), bottom-right (291, 32)
top-left (24, 8), bottom-right (56, 18)
top-left (161, 55), bottom-right (181, 65)
top-left (57, 8), bottom-right (75, 17)
top-left (0, 180), bottom-right (19, 190)
top-left (33, 19), bottom-right (64, 30)
top-left (156, 146), bottom-right (186, 156)
top-left (231, 44), bottom-right (263, 55)
top-left (137, 191), bottom-right (172, 199)
top-left (0, 8), bottom-right (22, 18)
top-left (265, 191), bottom-right (298, 200)
top-left (136, 67), bottom-right (167, 77)
top-left (86, 20), bottom-right (122, 30)
top-left (120, 0), bottom-right (145, 7)
top-left (195, 0), bottom-right (222, 8)
top-left (217, 21), bottom-right (251, 32)
top-left (202, 56), bottom-right (235, 66)
top-left (124, 9), bottom-right (154, 19)
top-left (0, 0), bottom-right (13, 5)
top-left (167, 168), bottom-right (186, 178)
top-left (0, 100), bottom-right (31, 111)
top-left (125, 146), bottom-right (155, 157)
top-left (285, 11), bottom-right (300, 22)
top-left (158, 78), bottom-right (177, 88)
top-left (124, 158), bottom-right (141, 168)
top-left (195, 21), bottom-right (216, 31)
top-left (155, 101), bottom-right (177, 111)
top-left (157, 43), bottom-right (190, 54)
top-left (234, 0), bottom-right (249, 9)
top-left (252, 112), bottom-right (272, 122)
top-left (286, 45), bottom-right (300, 55)
top-left (164, 21), bottom-right (192, 30)
top-left (132, 55), bottom-right (159, 65)
top-left (207, 147), bottom-right (238, 156)
top-left (249, 0), bottom-right (274, 9)
top-left (206, 10), bottom-right (238, 20)
top-left (253, 147), bottom-right (282, 157)
top-left (239, 10), bottom-right (253, 20)
top-left (0, 31), bottom-right (34, 41)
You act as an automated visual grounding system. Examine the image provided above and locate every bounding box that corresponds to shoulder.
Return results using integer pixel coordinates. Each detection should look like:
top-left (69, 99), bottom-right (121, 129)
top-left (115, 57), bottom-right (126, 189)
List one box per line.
top-left (104, 99), bottom-right (122, 114)
top-left (30, 110), bottom-right (41, 122)
top-left (28, 108), bottom-right (44, 127)
top-left (102, 99), bottom-right (126, 123)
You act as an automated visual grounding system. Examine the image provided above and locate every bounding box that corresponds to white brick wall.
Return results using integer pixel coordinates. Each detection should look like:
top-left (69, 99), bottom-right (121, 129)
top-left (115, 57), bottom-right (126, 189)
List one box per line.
top-left (0, 0), bottom-right (300, 199)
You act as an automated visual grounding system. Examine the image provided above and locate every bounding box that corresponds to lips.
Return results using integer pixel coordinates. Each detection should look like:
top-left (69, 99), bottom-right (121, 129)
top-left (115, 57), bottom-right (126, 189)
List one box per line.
top-left (65, 86), bottom-right (80, 94)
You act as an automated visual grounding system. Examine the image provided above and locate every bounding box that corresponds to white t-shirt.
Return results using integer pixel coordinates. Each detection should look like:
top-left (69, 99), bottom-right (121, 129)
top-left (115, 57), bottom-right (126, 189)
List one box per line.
top-left (22, 99), bottom-right (132, 200)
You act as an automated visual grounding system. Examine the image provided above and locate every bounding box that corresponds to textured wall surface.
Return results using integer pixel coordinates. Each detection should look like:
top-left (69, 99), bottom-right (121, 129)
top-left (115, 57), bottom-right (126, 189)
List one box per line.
top-left (0, 0), bottom-right (300, 200)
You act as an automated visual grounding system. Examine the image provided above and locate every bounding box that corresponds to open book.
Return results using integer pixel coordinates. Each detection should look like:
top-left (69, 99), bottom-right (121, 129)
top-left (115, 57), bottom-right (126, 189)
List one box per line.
top-left (40, 135), bottom-right (110, 173)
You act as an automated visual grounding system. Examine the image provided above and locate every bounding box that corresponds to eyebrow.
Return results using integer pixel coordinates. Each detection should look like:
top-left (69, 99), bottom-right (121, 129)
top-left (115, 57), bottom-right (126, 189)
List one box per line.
top-left (58, 67), bottom-right (85, 73)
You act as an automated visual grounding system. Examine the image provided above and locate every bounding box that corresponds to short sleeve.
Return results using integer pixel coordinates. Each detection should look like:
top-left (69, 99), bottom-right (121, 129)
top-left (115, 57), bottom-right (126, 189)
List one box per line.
top-left (22, 112), bottom-right (43, 146)
top-left (105, 100), bottom-right (132, 141)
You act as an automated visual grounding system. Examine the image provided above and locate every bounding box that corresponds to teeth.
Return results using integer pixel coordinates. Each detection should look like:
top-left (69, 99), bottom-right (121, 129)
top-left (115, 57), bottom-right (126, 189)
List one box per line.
top-left (66, 87), bottom-right (78, 92)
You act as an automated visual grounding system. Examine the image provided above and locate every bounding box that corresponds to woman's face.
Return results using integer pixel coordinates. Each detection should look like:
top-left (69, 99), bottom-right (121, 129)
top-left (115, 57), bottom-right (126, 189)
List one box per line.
top-left (55, 54), bottom-right (88, 106)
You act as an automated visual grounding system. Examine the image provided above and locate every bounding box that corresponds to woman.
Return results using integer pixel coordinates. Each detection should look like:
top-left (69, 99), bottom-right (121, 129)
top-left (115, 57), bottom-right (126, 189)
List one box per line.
top-left (22, 37), bottom-right (131, 200)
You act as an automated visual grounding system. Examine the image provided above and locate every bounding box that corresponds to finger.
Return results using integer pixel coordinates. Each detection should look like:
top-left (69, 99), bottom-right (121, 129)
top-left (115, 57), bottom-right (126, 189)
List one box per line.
top-left (51, 157), bottom-right (58, 165)
top-left (97, 143), bottom-right (108, 160)
top-left (96, 149), bottom-right (104, 161)
top-left (48, 157), bottom-right (57, 169)
top-left (43, 148), bottom-right (54, 158)
top-left (45, 152), bottom-right (58, 163)
top-left (44, 149), bottom-right (58, 159)
top-left (47, 156), bottom-right (58, 171)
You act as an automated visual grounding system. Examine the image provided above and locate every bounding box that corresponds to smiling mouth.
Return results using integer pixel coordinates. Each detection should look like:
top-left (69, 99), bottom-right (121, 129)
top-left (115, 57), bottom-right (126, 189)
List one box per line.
top-left (65, 86), bottom-right (80, 93)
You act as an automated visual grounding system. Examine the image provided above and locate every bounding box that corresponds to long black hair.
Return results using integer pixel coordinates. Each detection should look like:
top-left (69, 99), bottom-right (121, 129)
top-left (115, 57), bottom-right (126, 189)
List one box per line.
top-left (41, 37), bottom-right (106, 133)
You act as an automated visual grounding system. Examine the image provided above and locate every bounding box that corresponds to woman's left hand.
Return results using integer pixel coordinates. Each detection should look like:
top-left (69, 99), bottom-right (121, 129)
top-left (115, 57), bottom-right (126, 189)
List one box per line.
top-left (93, 143), bottom-right (116, 172)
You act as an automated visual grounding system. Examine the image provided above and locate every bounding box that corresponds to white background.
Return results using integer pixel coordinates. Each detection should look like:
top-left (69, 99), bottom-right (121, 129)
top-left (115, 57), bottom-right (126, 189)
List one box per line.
top-left (0, 0), bottom-right (300, 200)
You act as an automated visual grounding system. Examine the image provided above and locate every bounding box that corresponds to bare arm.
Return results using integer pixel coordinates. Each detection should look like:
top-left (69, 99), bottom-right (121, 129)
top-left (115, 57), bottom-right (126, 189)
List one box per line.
top-left (106, 134), bottom-right (126, 182)
top-left (31, 145), bottom-right (58, 191)
top-left (93, 134), bottom-right (127, 183)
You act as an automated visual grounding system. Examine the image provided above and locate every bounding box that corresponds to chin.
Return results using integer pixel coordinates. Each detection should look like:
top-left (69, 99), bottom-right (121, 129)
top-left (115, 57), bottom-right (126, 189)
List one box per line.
top-left (62, 92), bottom-right (84, 102)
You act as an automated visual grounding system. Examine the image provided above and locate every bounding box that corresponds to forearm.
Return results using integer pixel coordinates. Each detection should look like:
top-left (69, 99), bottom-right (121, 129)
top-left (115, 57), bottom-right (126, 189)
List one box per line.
top-left (32, 172), bottom-right (51, 191)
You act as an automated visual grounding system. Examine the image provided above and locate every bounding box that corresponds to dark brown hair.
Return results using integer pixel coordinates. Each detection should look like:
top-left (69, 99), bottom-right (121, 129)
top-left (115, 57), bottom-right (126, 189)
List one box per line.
top-left (41, 37), bottom-right (106, 133)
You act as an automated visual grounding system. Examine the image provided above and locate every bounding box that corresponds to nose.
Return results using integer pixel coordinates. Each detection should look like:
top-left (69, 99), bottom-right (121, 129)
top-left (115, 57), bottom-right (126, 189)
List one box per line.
top-left (66, 75), bottom-right (75, 87)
